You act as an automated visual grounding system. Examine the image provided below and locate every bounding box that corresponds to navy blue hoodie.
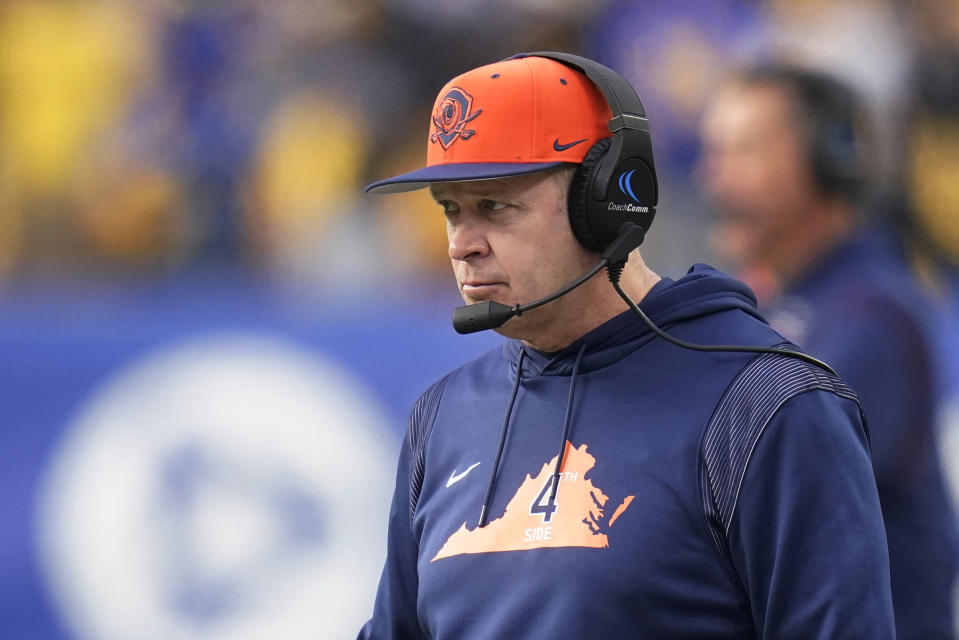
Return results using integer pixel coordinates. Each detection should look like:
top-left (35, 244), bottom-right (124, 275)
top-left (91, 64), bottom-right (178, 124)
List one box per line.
top-left (359, 265), bottom-right (894, 639)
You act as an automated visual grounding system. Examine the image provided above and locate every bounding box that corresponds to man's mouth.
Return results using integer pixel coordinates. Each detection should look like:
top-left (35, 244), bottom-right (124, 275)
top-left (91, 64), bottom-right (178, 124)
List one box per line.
top-left (460, 281), bottom-right (507, 298)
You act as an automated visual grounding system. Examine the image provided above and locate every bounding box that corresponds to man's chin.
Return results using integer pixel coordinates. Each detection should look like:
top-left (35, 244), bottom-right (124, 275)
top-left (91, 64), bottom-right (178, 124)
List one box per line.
top-left (710, 226), bottom-right (761, 266)
top-left (490, 306), bottom-right (547, 339)
top-left (491, 315), bottom-right (522, 339)
top-left (460, 293), bottom-right (513, 307)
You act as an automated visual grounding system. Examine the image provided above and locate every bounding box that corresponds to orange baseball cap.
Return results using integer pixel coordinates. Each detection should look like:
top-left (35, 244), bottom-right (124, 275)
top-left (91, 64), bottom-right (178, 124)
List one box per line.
top-left (365, 54), bottom-right (612, 194)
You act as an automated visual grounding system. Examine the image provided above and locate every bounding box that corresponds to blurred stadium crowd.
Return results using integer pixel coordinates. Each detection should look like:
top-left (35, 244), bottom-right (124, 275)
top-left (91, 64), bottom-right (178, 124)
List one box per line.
top-left (0, 0), bottom-right (955, 287)
top-left (3, 0), bottom-right (959, 637)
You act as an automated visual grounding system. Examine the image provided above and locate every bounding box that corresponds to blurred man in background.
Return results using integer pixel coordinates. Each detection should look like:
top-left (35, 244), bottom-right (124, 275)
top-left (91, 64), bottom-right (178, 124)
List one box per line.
top-left (700, 64), bottom-right (959, 640)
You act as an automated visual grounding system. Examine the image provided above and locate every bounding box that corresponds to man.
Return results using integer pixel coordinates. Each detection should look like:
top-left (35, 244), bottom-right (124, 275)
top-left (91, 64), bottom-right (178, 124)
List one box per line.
top-left (700, 64), bottom-right (959, 640)
top-left (360, 53), bottom-right (894, 639)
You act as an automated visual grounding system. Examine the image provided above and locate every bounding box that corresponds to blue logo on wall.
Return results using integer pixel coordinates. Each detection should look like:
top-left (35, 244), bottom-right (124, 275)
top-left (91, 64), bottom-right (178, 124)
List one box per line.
top-left (617, 170), bottom-right (642, 204)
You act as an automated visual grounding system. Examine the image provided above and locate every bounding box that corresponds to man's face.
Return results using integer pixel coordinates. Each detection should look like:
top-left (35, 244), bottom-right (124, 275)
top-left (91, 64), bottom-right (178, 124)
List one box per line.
top-left (430, 169), bottom-right (595, 341)
top-left (699, 83), bottom-right (818, 272)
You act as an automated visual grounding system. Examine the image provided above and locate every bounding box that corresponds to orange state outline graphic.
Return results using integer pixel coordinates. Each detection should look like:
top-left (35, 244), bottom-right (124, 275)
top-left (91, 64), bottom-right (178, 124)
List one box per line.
top-left (432, 442), bottom-right (634, 561)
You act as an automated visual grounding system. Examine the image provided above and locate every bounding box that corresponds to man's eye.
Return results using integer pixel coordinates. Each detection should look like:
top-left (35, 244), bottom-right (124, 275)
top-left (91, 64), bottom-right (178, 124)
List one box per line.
top-left (438, 200), bottom-right (458, 215)
top-left (481, 200), bottom-right (507, 211)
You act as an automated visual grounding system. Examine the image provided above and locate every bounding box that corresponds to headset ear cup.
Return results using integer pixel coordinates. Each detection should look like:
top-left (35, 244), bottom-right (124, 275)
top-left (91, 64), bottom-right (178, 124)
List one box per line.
top-left (568, 138), bottom-right (613, 253)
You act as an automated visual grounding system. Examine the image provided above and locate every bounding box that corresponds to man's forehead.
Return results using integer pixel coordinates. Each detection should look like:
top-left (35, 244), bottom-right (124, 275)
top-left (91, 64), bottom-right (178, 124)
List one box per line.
top-left (703, 84), bottom-right (791, 139)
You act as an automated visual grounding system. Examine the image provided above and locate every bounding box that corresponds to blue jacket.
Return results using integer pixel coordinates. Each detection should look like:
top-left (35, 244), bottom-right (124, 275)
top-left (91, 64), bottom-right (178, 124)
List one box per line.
top-left (765, 232), bottom-right (959, 639)
top-left (360, 265), bottom-right (894, 639)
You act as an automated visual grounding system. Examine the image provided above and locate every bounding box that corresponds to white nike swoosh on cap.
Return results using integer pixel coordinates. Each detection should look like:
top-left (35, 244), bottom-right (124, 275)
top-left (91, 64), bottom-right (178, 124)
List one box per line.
top-left (446, 462), bottom-right (482, 488)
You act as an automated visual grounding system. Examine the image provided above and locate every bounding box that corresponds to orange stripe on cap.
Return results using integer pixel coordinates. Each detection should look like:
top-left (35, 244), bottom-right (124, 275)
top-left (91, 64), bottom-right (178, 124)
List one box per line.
top-left (426, 56), bottom-right (611, 166)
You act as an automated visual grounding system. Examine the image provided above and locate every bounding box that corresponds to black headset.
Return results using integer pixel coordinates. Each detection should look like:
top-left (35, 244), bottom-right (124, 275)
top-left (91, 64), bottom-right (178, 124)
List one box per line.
top-left (740, 64), bottom-right (865, 203)
top-left (512, 52), bottom-right (659, 253)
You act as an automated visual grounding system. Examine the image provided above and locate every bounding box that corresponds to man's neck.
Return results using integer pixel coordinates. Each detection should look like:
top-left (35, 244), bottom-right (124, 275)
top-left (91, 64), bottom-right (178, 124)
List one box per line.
top-left (768, 200), bottom-right (856, 290)
top-left (518, 256), bottom-right (661, 353)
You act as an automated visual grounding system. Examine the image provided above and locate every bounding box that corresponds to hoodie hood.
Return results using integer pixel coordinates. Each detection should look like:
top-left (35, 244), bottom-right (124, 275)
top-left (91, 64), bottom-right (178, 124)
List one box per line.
top-left (505, 264), bottom-right (764, 377)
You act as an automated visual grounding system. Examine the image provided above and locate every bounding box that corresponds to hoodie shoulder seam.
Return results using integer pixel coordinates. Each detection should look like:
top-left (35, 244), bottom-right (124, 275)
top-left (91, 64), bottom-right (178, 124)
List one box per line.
top-left (698, 351), bottom-right (860, 584)
top-left (408, 371), bottom-right (455, 525)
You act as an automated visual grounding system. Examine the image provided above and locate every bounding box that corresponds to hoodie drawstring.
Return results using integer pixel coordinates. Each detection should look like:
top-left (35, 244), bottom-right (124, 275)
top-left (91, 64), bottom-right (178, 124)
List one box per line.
top-left (549, 342), bottom-right (587, 503)
top-left (478, 342), bottom-right (589, 528)
top-left (478, 348), bottom-right (527, 528)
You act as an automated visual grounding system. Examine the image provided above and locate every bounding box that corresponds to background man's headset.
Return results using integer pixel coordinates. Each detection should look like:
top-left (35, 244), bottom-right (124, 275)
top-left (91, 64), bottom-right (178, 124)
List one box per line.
top-left (452, 51), bottom-right (835, 375)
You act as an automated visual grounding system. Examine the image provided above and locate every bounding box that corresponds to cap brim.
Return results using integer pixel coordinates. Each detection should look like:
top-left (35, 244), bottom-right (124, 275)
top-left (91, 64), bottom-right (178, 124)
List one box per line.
top-left (364, 162), bottom-right (567, 195)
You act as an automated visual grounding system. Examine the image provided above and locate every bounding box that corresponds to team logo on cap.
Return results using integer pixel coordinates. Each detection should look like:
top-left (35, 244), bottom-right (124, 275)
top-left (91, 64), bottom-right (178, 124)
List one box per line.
top-left (431, 87), bottom-right (483, 150)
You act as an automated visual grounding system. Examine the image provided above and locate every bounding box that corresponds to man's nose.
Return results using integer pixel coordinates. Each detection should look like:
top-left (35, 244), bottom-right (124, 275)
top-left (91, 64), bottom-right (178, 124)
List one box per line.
top-left (699, 145), bottom-right (739, 200)
top-left (698, 149), bottom-right (725, 195)
top-left (448, 217), bottom-right (490, 261)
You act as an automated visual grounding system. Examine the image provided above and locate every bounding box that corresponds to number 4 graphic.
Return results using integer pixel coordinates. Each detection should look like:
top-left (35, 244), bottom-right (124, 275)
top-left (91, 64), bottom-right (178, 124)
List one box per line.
top-left (530, 476), bottom-right (559, 522)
